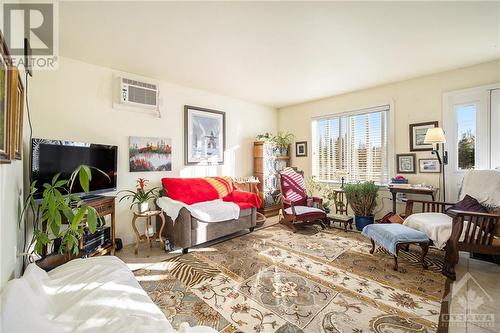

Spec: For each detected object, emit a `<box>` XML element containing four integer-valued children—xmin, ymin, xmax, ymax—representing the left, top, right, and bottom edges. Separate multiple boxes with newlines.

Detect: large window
<box><xmin>312</xmin><ymin>105</ymin><xmax>390</xmax><ymax>184</ymax></box>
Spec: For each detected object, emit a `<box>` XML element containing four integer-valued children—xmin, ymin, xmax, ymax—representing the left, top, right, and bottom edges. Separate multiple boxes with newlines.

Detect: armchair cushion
<box><xmin>284</xmin><ymin>205</ymin><xmax>325</xmax><ymax>217</ymax></box>
<box><xmin>279</xmin><ymin>167</ymin><xmax>307</xmax><ymax>206</ymax></box>
<box><xmin>446</xmin><ymin>194</ymin><xmax>488</xmax><ymax>214</ymax></box>
<box><xmin>404</xmin><ymin>212</ymin><xmax>453</xmax><ymax>249</ymax></box>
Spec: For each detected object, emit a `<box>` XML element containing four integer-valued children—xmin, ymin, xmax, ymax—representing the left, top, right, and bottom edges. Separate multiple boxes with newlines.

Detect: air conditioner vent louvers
<box><xmin>118</xmin><ymin>76</ymin><xmax>159</xmax><ymax>110</ymax></box>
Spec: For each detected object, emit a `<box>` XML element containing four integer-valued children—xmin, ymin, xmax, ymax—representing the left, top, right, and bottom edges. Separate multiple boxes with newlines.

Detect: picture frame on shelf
<box><xmin>0</xmin><ymin>32</ymin><xmax>11</xmax><ymax>164</ymax></box>
<box><xmin>419</xmin><ymin>158</ymin><xmax>441</xmax><ymax>173</ymax></box>
<box><xmin>184</xmin><ymin>105</ymin><xmax>225</xmax><ymax>165</ymax></box>
<box><xmin>9</xmin><ymin>67</ymin><xmax>24</xmax><ymax>160</ymax></box>
<box><xmin>295</xmin><ymin>141</ymin><xmax>307</xmax><ymax>157</ymax></box>
<box><xmin>409</xmin><ymin>121</ymin><xmax>438</xmax><ymax>151</ymax></box>
<box><xmin>396</xmin><ymin>153</ymin><xmax>416</xmax><ymax>174</ymax></box>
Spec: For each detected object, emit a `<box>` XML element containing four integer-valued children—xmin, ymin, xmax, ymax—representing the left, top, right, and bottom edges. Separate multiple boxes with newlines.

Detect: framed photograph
<box><xmin>129</xmin><ymin>136</ymin><xmax>172</xmax><ymax>171</ymax></box>
<box><xmin>409</xmin><ymin>121</ymin><xmax>438</xmax><ymax>151</ymax></box>
<box><xmin>0</xmin><ymin>32</ymin><xmax>11</xmax><ymax>164</ymax></box>
<box><xmin>396</xmin><ymin>153</ymin><xmax>416</xmax><ymax>174</ymax></box>
<box><xmin>185</xmin><ymin>105</ymin><xmax>225</xmax><ymax>165</ymax></box>
<box><xmin>295</xmin><ymin>141</ymin><xmax>307</xmax><ymax>157</ymax></box>
<box><xmin>9</xmin><ymin>67</ymin><xmax>24</xmax><ymax>160</ymax></box>
<box><xmin>419</xmin><ymin>158</ymin><xmax>441</xmax><ymax>173</ymax></box>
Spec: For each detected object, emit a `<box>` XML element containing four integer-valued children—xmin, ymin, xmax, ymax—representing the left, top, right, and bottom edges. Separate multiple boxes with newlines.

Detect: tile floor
<box><xmin>117</xmin><ymin>217</ymin><xmax>500</xmax><ymax>332</ymax></box>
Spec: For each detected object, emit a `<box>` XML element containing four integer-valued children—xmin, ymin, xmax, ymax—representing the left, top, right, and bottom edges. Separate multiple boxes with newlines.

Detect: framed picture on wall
<box><xmin>409</xmin><ymin>121</ymin><xmax>438</xmax><ymax>151</ymax></box>
<box><xmin>295</xmin><ymin>141</ymin><xmax>307</xmax><ymax>157</ymax></box>
<box><xmin>129</xmin><ymin>136</ymin><xmax>172</xmax><ymax>171</ymax></box>
<box><xmin>396</xmin><ymin>153</ymin><xmax>416</xmax><ymax>174</ymax></box>
<box><xmin>185</xmin><ymin>105</ymin><xmax>225</xmax><ymax>165</ymax></box>
<box><xmin>0</xmin><ymin>32</ymin><xmax>11</xmax><ymax>164</ymax></box>
<box><xmin>9</xmin><ymin>68</ymin><xmax>24</xmax><ymax>160</ymax></box>
<box><xmin>419</xmin><ymin>158</ymin><xmax>441</xmax><ymax>173</ymax></box>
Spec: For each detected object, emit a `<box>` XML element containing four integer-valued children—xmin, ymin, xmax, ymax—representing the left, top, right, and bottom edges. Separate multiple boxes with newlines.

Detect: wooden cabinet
<box><xmin>253</xmin><ymin>142</ymin><xmax>290</xmax><ymax>217</ymax></box>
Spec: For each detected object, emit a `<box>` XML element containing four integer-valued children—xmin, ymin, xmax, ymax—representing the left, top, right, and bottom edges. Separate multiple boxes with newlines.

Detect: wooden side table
<box><xmin>388</xmin><ymin>186</ymin><xmax>436</xmax><ymax>214</ymax></box>
<box><xmin>131</xmin><ymin>210</ymin><xmax>166</xmax><ymax>256</ymax></box>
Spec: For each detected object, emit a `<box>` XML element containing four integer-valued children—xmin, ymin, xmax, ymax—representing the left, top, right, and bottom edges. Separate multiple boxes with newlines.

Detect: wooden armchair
<box><xmin>405</xmin><ymin>172</ymin><xmax>500</xmax><ymax>280</ymax></box>
<box><xmin>278</xmin><ymin>168</ymin><xmax>328</xmax><ymax>232</ymax></box>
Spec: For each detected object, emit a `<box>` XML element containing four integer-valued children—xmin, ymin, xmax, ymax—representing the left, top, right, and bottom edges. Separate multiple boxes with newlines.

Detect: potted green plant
<box><xmin>20</xmin><ymin>165</ymin><xmax>108</xmax><ymax>257</ymax></box>
<box><xmin>119</xmin><ymin>178</ymin><xmax>160</xmax><ymax>213</ymax></box>
<box><xmin>255</xmin><ymin>132</ymin><xmax>273</xmax><ymax>142</ymax></box>
<box><xmin>343</xmin><ymin>181</ymin><xmax>379</xmax><ymax>231</ymax></box>
<box><xmin>271</xmin><ymin>131</ymin><xmax>294</xmax><ymax>155</ymax></box>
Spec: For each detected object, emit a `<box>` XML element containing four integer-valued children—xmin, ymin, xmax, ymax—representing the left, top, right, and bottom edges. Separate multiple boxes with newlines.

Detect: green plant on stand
<box><xmin>119</xmin><ymin>178</ymin><xmax>160</xmax><ymax>213</ymax></box>
<box><xmin>343</xmin><ymin>181</ymin><xmax>379</xmax><ymax>231</ymax></box>
<box><xmin>21</xmin><ymin>165</ymin><xmax>109</xmax><ymax>257</ymax></box>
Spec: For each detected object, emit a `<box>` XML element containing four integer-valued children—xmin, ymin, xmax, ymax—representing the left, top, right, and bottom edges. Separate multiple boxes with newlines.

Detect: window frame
<box><xmin>311</xmin><ymin>103</ymin><xmax>394</xmax><ymax>186</ymax></box>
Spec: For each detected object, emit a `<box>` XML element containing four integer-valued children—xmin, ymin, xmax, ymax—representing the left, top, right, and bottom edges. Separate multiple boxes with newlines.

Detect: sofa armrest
<box><xmin>405</xmin><ymin>199</ymin><xmax>455</xmax><ymax>216</ymax></box>
<box><xmin>157</xmin><ymin>207</ymin><xmax>192</xmax><ymax>249</ymax></box>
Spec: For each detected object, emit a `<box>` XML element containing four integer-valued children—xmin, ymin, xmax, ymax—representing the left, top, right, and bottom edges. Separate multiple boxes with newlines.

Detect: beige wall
<box><xmin>29</xmin><ymin>57</ymin><xmax>277</xmax><ymax>245</ymax></box>
<box><xmin>278</xmin><ymin>60</ymin><xmax>500</xmax><ymax>215</ymax></box>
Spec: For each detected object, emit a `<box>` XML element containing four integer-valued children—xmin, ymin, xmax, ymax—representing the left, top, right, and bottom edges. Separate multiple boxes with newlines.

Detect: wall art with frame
<box><xmin>409</xmin><ymin>121</ymin><xmax>438</xmax><ymax>152</ymax></box>
<box><xmin>184</xmin><ymin>105</ymin><xmax>225</xmax><ymax>165</ymax></box>
<box><xmin>396</xmin><ymin>153</ymin><xmax>416</xmax><ymax>174</ymax></box>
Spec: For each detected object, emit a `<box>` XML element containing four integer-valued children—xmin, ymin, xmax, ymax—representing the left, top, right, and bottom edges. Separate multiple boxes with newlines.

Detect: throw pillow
<box><xmin>446</xmin><ymin>194</ymin><xmax>488</xmax><ymax>214</ymax></box>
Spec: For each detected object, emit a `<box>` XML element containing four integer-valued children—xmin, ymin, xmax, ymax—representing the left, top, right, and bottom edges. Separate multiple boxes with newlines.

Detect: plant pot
<box><xmin>355</xmin><ymin>215</ymin><xmax>374</xmax><ymax>231</ymax></box>
<box><xmin>138</xmin><ymin>202</ymin><xmax>149</xmax><ymax>213</ymax></box>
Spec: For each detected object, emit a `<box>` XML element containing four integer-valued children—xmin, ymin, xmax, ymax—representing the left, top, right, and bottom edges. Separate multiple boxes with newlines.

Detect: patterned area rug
<box><xmin>133</xmin><ymin>224</ymin><xmax>447</xmax><ymax>332</ymax></box>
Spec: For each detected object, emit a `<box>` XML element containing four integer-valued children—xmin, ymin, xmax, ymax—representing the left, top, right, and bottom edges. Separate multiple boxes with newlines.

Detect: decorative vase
<box><xmin>138</xmin><ymin>202</ymin><xmax>149</xmax><ymax>213</ymax></box>
<box><xmin>355</xmin><ymin>215</ymin><xmax>374</xmax><ymax>231</ymax></box>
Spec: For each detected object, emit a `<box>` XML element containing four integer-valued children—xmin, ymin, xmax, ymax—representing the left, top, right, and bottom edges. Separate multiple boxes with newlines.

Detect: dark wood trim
<box><xmin>295</xmin><ymin>141</ymin><xmax>308</xmax><ymax>157</ymax></box>
<box><xmin>396</xmin><ymin>153</ymin><xmax>416</xmax><ymax>174</ymax></box>
<box><xmin>184</xmin><ymin>105</ymin><xmax>226</xmax><ymax>165</ymax></box>
<box><xmin>409</xmin><ymin>121</ymin><xmax>439</xmax><ymax>152</ymax></box>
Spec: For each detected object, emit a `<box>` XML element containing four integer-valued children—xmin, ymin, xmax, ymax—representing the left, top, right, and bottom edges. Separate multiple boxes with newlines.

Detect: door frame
<box><xmin>442</xmin><ymin>83</ymin><xmax>500</xmax><ymax>201</ymax></box>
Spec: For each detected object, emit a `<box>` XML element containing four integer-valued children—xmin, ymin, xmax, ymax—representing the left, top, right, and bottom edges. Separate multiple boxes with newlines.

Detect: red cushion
<box><xmin>161</xmin><ymin>178</ymin><xmax>220</xmax><ymax>205</ymax></box>
<box><xmin>222</xmin><ymin>190</ymin><xmax>262</xmax><ymax>209</ymax></box>
<box><xmin>233</xmin><ymin>202</ymin><xmax>253</xmax><ymax>209</ymax></box>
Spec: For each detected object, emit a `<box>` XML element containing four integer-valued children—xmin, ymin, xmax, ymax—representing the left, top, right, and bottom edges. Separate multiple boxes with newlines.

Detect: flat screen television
<box><xmin>31</xmin><ymin>139</ymin><xmax>118</xmax><ymax>199</ymax></box>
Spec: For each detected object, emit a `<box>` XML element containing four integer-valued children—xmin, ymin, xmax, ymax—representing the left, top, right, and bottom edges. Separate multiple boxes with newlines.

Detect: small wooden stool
<box><xmin>327</xmin><ymin>213</ymin><xmax>354</xmax><ymax>232</ymax></box>
<box><xmin>131</xmin><ymin>210</ymin><xmax>166</xmax><ymax>257</ymax></box>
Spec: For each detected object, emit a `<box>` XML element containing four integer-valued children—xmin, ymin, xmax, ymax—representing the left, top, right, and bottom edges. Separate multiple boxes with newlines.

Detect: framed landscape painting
<box><xmin>184</xmin><ymin>105</ymin><xmax>225</xmax><ymax>165</ymax></box>
<box><xmin>419</xmin><ymin>158</ymin><xmax>441</xmax><ymax>173</ymax></box>
<box><xmin>0</xmin><ymin>34</ymin><xmax>10</xmax><ymax>164</ymax></box>
<box><xmin>129</xmin><ymin>136</ymin><xmax>172</xmax><ymax>172</ymax></box>
<box><xmin>409</xmin><ymin>121</ymin><xmax>438</xmax><ymax>151</ymax></box>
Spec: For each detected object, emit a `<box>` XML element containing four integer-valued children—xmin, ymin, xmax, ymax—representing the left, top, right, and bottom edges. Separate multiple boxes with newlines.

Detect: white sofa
<box><xmin>1</xmin><ymin>256</ymin><xmax>217</xmax><ymax>333</ymax></box>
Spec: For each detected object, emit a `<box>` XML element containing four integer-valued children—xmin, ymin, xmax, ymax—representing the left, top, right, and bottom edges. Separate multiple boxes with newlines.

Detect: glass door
<box><xmin>443</xmin><ymin>86</ymin><xmax>493</xmax><ymax>201</ymax></box>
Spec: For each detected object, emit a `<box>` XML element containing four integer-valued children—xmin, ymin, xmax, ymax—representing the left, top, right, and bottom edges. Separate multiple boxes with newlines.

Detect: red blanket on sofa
<box><xmin>161</xmin><ymin>177</ymin><xmax>262</xmax><ymax>209</ymax></box>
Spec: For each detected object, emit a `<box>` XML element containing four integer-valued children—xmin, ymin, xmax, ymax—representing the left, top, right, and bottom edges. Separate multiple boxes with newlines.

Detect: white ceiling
<box><xmin>59</xmin><ymin>1</ymin><xmax>500</xmax><ymax>108</ymax></box>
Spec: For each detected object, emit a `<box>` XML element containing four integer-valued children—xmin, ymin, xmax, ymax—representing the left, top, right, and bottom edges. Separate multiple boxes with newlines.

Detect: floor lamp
<box><xmin>424</xmin><ymin>128</ymin><xmax>448</xmax><ymax>201</ymax></box>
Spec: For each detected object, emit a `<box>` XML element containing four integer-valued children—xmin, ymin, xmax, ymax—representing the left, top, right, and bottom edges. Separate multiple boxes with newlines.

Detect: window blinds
<box><xmin>312</xmin><ymin>105</ymin><xmax>389</xmax><ymax>184</ymax></box>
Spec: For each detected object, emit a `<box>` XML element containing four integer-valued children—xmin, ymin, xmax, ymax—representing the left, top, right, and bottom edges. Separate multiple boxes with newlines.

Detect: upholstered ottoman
<box><xmin>362</xmin><ymin>224</ymin><xmax>430</xmax><ymax>271</ymax></box>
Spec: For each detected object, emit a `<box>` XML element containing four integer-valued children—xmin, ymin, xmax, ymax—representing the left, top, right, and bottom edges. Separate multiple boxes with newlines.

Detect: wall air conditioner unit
<box><xmin>118</xmin><ymin>77</ymin><xmax>159</xmax><ymax>110</ymax></box>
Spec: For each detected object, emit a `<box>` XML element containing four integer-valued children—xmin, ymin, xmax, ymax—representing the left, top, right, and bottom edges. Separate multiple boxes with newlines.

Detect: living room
<box><xmin>1</xmin><ymin>1</ymin><xmax>499</xmax><ymax>333</ymax></box>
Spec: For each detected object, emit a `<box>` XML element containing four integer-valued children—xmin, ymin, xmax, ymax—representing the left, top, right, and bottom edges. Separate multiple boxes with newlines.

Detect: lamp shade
<box><xmin>424</xmin><ymin>127</ymin><xmax>446</xmax><ymax>144</ymax></box>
